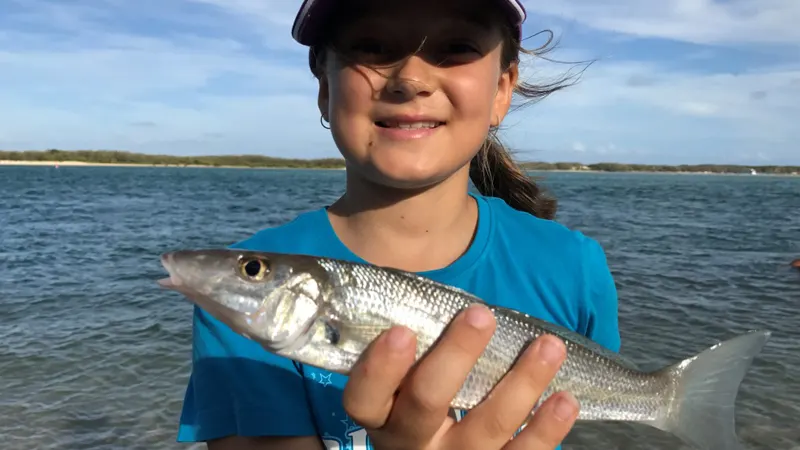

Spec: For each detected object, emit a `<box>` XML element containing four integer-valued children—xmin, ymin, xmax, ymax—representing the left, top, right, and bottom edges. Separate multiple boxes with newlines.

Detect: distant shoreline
<box><xmin>4</xmin><ymin>159</ymin><xmax>799</xmax><ymax>177</ymax></box>
<box><xmin>0</xmin><ymin>160</ymin><xmax>344</xmax><ymax>170</ymax></box>
<box><xmin>1</xmin><ymin>150</ymin><xmax>798</xmax><ymax>175</ymax></box>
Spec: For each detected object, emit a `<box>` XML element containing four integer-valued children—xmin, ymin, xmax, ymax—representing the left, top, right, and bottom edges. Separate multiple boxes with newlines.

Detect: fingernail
<box><xmin>465</xmin><ymin>304</ymin><xmax>493</xmax><ymax>330</ymax></box>
<box><xmin>538</xmin><ymin>336</ymin><xmax>565</xmax><ymax>365</ymax></box>
<box><xmin>554</xmin><ymin>392</ymin><xmax>578</xmax><ymax>421</ymax></box>
<box><xmin>386</xmin><ymin>326</ymin><xmax>412</xmax><ymax>351</ymax></box>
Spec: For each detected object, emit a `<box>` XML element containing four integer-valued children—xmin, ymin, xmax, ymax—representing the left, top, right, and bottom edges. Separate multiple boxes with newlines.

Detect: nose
<box><xmin>383</xmin><ymin>54</ymin><xmax>436</xmax><ymax>100</ymax></box>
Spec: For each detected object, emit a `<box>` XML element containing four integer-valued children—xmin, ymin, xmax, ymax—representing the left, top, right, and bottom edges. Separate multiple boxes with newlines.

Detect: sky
<box><xmin>1</xmin><ymin>0</ymin><xmax>798</xmax><ymax>165</ymax></box>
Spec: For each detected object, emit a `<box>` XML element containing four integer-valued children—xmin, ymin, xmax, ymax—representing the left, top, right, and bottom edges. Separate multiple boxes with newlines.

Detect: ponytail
<box><xmin>469</xmin><ymin>29</ymin><xmax>588</xmax><ymax>221</ymax></box>
<box><xmin>470</xmin><ymin>133</ymin><xmax>557</xmax><ymax>220</ymax></box>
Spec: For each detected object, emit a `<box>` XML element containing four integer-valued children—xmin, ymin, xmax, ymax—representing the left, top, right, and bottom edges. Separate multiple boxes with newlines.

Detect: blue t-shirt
<box><xmin>176</xmin><ymin>193</ymin><xmax>621</xmax><ymax>449</ymax></box>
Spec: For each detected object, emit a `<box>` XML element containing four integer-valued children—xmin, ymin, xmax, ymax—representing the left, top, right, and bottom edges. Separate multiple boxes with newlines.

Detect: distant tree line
<box><xmin>0</xmin><ymin>149</ymin><xmax>345</xmax><ymax>169</ymax></box>
<box><xmin>2</xmin><ymin>149</ymin><xmax>798</xmax><ymax>174</ymax></box>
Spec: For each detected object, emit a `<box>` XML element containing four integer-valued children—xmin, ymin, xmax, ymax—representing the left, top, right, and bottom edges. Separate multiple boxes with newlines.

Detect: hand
<box><xmin>342</xmin><ymin>304</ymin><xmax>578</xmax><ymax>450</ymax></box>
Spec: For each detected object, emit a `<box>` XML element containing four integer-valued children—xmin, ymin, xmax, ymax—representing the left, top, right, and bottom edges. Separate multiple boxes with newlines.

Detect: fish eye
<box><xmin>238</xmin><ymin>257</ymin><xmax>270</xmax><ymax>281</ymax></box>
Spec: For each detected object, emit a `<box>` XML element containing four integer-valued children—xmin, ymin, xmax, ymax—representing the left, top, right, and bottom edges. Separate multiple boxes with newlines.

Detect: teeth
<box><xmin>382</xmin><ymin>121</ymin><xmax>440</xmax><ymax>129</ymax></box>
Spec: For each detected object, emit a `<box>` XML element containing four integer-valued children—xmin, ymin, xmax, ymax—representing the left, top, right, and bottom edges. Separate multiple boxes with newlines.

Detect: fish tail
<box><xmin>650</xmin><ymin>330</ymin><xmax>770</xmax><ymax>450</ymax></box>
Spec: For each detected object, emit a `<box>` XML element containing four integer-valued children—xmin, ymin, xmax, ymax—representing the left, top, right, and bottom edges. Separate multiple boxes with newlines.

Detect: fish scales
<box><xmin>319</xmin><ymin>258</ymin><xmax>670</xmax><ymax>421</ymax></box>
<box><xmin>158</xmin><ymin>249</ymin><xmax>771</xmax><ymax>450</ymax></box>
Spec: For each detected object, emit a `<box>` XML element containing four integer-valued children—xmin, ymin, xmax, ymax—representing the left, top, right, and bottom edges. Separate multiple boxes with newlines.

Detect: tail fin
<box><xmin>650</xmin><ymin>330</ymin><xmax>770</xmax><ymax>450</ymax></box>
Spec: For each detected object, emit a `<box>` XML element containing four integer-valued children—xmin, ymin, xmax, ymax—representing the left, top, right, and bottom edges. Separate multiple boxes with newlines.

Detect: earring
<box><xmin>320</xmin><ymin>115</ymin><xmax>330</xmax><ymax>130</ymax></box>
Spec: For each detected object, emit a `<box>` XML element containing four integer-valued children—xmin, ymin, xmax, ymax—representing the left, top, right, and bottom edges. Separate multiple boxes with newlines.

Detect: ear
<box><xmin>318</xmin><ymin>75</ymin><xmax>330</xmax><ymax>122</ymax></box>
<box><xmin>491</xmin><ymin>62</ymin><xmax>518</xmax><ymax>127</ymax></box>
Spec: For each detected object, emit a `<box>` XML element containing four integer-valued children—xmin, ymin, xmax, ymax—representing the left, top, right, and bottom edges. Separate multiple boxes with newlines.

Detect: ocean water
<box><xmin>1</xmin><ymin>166</ymin><xmax>798</xmax><ymax>450</ymax></box>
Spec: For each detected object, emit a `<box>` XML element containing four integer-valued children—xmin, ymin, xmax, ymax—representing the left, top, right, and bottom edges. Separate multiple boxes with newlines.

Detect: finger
<box><xmin>385</xmin><ymin>304</ymin><xmax>496</xmax><ymax>442</ymax></box>
<box><xmin>446</xmin><ymin>334</ymin><xmax>568</xmax><ymax>448</ymax></box>
<box><xmin>503</xmin><ymin>391</ymin><xmax>579</xmax><ymax>450</ymax></box>
<box><xmin>342</xmin><ymin>326</ymin><xmax>417</xmax><ymax>430</ymax></box>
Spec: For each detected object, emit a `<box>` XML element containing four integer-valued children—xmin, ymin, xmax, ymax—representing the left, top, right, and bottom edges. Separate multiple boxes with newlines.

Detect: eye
<box><xmin>432</xmin><ymin>40</ymin><xmax>484</xmax><ymax>66</ymax></box>
<box><xmin>238</xmin><ymin>257</ymin><xmax>270</xmax><ymax>281</ymax></box>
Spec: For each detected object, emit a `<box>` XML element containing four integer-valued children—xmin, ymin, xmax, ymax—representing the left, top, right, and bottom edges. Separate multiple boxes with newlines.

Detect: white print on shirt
<box><xmin>322</xmin><ymin>414</ymin><xmax>369</xmax><ymax>450</ymax></box>
<box><xmin>321</xmin><ymin>409</ymin><xmax>526</xmax><ymax>450</ymax></box>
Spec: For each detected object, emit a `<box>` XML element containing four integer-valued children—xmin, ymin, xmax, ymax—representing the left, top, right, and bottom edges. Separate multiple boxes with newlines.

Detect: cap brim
<box><xmin>291</xmin><ymin>0</ymin><xmax>526</xmax><ymax>46</ymax></box>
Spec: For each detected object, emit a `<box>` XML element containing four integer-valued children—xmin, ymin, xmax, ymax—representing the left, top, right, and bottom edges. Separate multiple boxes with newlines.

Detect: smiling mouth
<box><xmin>375</xmin><ymin>120</ymin><xmax>445</xmax><ymax>129</ymax></box>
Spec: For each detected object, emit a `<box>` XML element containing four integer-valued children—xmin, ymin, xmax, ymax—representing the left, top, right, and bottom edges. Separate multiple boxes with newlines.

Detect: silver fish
<box><xmin>158</xmin><ymin>249</ymin><xmax>770</xmax><ymax>450</ymax></box>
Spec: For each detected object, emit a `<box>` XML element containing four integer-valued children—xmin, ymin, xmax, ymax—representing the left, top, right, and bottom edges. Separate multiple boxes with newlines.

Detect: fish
<box><xmin>157</xmin><ymin>248</ymin><xmax>770</xmax><ymax>450</ymax></box>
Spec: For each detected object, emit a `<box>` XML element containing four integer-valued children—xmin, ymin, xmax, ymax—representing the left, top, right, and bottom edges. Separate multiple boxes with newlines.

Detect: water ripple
<box><xmin>1</xmin><ymin>167</ymin><xmax>798</xmax><ymax>449</ymax></box>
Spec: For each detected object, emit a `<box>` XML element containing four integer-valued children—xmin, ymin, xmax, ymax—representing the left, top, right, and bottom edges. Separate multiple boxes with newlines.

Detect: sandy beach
<box><xmin>0</xmin><ymin>160</ymin><xmax>345</xmax><ymax>170</ymax></box>
<box><xmin>0</xmin><ymin>160</ymin><xmax>606</xmax><ymax>172</ymax></box>
<box><xmin>1</xmin><ymin>159</ymin><xmax>796</xmax><ymax>176</ymax></box>
<box><xmin>1</xmin><ymin>160</ymin><xmax>242</xmax><ymax>168</ymax></box>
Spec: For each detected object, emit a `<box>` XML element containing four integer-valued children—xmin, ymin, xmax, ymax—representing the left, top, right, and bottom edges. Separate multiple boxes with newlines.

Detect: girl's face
<box><xmin>318</xmin><ymin>0</ymin><xmax>518</xmax><ymax>190</ymax></box>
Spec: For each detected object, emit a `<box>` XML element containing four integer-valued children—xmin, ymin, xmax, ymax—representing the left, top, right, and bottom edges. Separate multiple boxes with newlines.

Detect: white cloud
<box><xmin>504</xmin><ymin>51</ymin><xmax>800</xmax><ymax>163</ymax></box>
<box><xmin>572</xmin><ymin>141</ymin><xmax>587</xmax><ymax>152</ymax></box>
<box><xmin>519</xmin><ymin>52</ymin><xmax>800</xmax><ymax>123</ymax></box>
<box><xmin>0</xmin><ymin>1</ymin><xmax>329</xmax><ymax>155</ymax></box>
<box><xmin>183</xmin><ymin>0</ymin><xmax>307</xmax><ymax>52</ymax></box>
<box><xmin>0</xmin><ymin>0</ymin><xmax>797</xmax><ymax>164</ymax></box>
<box><xmin>524</xmin><ymin>0</ymin><xmax>800</xmax><ymax>46</ymax></box>
<box><xmin>186</xmin><ymin>0</ymin><xmax>301</xmax><ymax>27</ymax></box>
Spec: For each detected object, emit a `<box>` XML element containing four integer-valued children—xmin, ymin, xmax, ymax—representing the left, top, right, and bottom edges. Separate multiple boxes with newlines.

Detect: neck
<box><xmin>327</xmin><ymin>167</ymin><xmax>479</xmax><ymax>271</ymax></box>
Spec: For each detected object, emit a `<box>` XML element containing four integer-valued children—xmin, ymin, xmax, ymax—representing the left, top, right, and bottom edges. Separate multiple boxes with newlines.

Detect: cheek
<box><xmin>445</xmin><ymin>69</ymin><xmax>500</xmax><ymax>126</ymax></box>
<box><xmin>326</xmin><ymin>69</ymin><xmax>381</xmax><ymax>158</ymax></box>
<box><xmin>328</xmin><ymin>69</ymin><xmax>377</xmax><ymax>118</ymax></box>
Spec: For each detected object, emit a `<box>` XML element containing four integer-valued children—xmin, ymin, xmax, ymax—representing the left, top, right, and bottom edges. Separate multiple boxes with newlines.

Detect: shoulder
<box><xmin>481</xmin><ymin>194</ymin><xmax>603</xmax><ymax>264</ymax></box>
<box><xmin>478</xmin><ymin>195</ymin><xmax>619</xmax><ymax>350</ymax></box>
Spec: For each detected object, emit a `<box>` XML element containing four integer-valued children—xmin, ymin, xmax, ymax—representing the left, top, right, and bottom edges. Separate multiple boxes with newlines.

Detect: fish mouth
<box><xmin>156</xmin><ymin>251</ymin><xmax>261</xmax><ymax>316</ymax></box>
<box><xmin>157</xmin><ymin>252</ymin><xmax>181</xmax><ymax>289</ymax></box>
<box><xmin>157</xmin><ymin>277</ymin><xmax>176</xmax><ymax>289</ymax></box>
<box><xmin>157</xmin><ymin>252</ymin><xmax>259</xmax><ymax>340</ymax></box>
<box><xmin>156</xmin><ymin>252</ymin><xmax>201</xmax><ymax>300</ymax></box>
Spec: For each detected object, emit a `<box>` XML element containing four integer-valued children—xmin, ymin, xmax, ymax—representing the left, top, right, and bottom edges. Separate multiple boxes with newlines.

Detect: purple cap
<box><xmin>291</xmin><ymin>0</ymin><xmax>527</xmax><ymax>46</ymax></box>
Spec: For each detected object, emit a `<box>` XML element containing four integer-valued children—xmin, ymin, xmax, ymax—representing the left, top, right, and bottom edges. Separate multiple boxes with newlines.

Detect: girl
<box><xmin>177</xmin><ymin>0</ymin><xmax>621</xmax><ymax>449</ymax></box>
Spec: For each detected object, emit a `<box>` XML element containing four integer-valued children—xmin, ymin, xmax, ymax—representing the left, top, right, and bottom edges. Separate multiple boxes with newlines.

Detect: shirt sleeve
<box><xmin>176</xmin><ymin>244</ymin><xmax>319</xmax><ymax>442</ymax></box>
<box><xmin>580</xmin><ymin>237</ymin><xmax>622</xmax><ymax>353</ymax></box>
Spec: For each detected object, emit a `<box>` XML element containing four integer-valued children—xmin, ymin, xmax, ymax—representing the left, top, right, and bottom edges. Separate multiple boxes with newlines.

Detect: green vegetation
<box><xmin>0</xmin><ymin>149</ymin><xmax>345</xmax><ymax>169</ymax></box>
<box><xmin>2</xmin><ymin>149</ymin><xmax>798</xmax><ymax>174</ymax></box>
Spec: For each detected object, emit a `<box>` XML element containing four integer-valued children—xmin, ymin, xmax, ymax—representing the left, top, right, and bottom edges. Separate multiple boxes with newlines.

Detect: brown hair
<box><xmin>469</xmin><ymin>29</ymin><xmax>585</xmax><ymax>220</ymax></box>
<box><xmin>308</xmin><ymin>24</ymin><xmax>585</xmax><ymax>221</ymax></box>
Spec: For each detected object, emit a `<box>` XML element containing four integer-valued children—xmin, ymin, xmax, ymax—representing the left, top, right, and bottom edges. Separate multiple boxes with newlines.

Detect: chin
<box><xmin>354</xmin><ymin>155</ymin><xmax>468</xmax><ymax>190</ymax></box>
<box><xmin>332</xmin><ymin>126</ymin><xmax>478</xmax><ymax>190</ymax></box>
<box><xmin>368</xmin><ymin>172</ymin><xmax>445</xmax><ymax>190</ymax></box>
